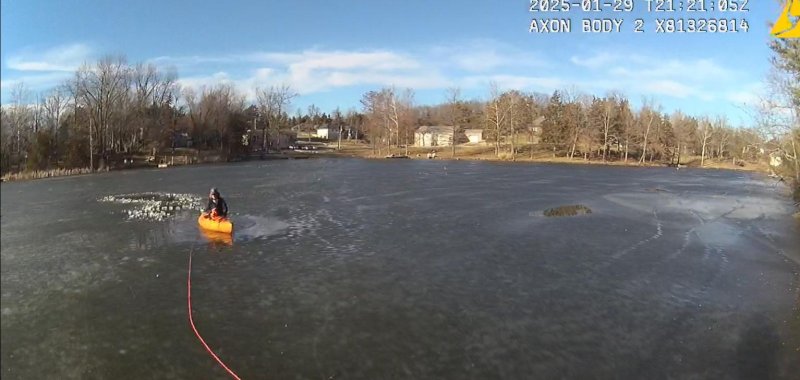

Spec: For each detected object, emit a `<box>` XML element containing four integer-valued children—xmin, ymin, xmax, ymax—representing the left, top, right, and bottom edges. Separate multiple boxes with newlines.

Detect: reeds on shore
<box><xmin>1</xmin><ymin>168</ymin><xmax>95</xmax><ymax>182</ymax></box>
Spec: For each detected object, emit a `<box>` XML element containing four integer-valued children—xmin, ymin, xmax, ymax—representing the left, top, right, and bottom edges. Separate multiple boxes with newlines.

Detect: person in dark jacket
<box><xmin>204</xmin><ymin>187</ymin><xmax>228</xmax><ymax>218</ymax></box>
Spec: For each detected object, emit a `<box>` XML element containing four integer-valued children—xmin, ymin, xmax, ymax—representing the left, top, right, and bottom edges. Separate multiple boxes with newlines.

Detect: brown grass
<box><xmin>680</xmin><ymin>156</ymin><xmax>770</xmax><ymax>172</ymax></box>
<box><xmin>324</xmin><ymin>143</ymin><xmax>771</xmax><ymax>175</ymax></box>
<box><xmin>1</xmin><ymin>167</ymin><xmax>95</xmax><ymax>182</ymax></box>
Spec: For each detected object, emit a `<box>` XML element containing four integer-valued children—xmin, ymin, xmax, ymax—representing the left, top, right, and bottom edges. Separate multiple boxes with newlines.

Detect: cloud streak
<box><xmin>568</xmin><ymin>51</ymin><xmax>741</xmax><ymax>102</ymax></box>
<box><xmin>6</xmin><ymin>43</ymin><xmax>92</xmax><ymax>72</ymax></box>
<box><xmin>2</xmin><ymin>41</ymin><xmax>760</xmax><ymax>120</ymax></box>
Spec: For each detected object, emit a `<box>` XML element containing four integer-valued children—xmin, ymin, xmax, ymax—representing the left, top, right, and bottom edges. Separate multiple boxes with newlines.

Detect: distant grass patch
<box><xmin>543</xmin><ymin>205</ymin><xmax>592</xmax><ymax>217</ymax></box>
<box><xmin>1</xmin><ymin>167</ymin><xmax>94</xmax><ymax>181</ymax></box>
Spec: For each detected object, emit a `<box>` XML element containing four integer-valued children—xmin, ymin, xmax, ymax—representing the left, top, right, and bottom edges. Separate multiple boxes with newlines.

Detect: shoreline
<box><xmin>316</xmin><ymin>144</ymin><xmax>772</xmax><ymax>173</ymax></box>
<box><xmin>0</xmin><ymin>145</ymin><xmax>780</xmax><ymax>181</ymax></box>
<box><xmin>3</xmin><ymin>147</ymin><xmax>798</xmax><ymax>218</ymax></box>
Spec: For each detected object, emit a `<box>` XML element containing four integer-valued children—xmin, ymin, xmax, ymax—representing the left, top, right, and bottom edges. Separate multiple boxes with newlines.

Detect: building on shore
<box><xmin>414</xmin><ymin>126</ymin><xmax>457</xmax><ymax>147</ymax></box>
<box><xmin>315</xmin><ymin>125</ymin><xmax>340</xmax><ymax>140</ymax></box>
<box><xmin>464</xmin><ymin>129</ymin><xmax>484</xmax><ymax>144</ymax></box>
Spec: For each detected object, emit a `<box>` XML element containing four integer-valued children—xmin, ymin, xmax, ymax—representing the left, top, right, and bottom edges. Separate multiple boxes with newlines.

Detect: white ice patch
<box><xmin>604</xmin><ymin>193</ymin><xmax>792</xmax><ymax>221</ymax></box>
<box><xmin>98</xmin><ymin>192</ymin><xmax>203</xmax><ymax>221</ymax></box>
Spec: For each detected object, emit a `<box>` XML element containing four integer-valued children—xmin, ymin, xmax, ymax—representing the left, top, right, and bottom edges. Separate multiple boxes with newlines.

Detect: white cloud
<box><xmin>726</xmin><ymin>91</ymin><xmax>758</xmax><ymax>106</ymax></box>
<box><xmin>148</xmin><ymin>40</ymin><xmax>556</xmax><ymax>99</ymax></box>
<box><xmin>431</xmin><ymin>39</ymin><xmax>547</xmax><ymax>72</ymax></box>
<box><xmin>150</xmin><ymin>50</ymin><xmax>420</xmax><ymax>72</ymax></box>
<box><xmin>149</xmin><ymin>55</ymin><xmax>237</xmax><ymax>67</ymax></box>
<box><xmin>609</xmin><ymin>58</ymin><xmax>732</xmax><ymax>82</ymax></box>
<box><xmin>569</xmin><ymin>51</ymin><xmax>743</xmax><ymax>103</ymax></box>
<box><xmin>290</xmin><ymin>51</ymin><xmax>420</xmax><ymax>71</ymax></box>
<box><xmin>2</xmin><ymin>41</ymin><xmax>760</xmax><ymax>118</ymax></box>
<box><xmin>168</xmin><ymin>48</ymin><xmax>449</xmax><ymax>96</ymax></box>
<box><xmin>574</xmin><ymin>51</ymin><xmax>732</xmax><ymax>76</ymax></box>
<box><xmin>570</xmin><ymin>52</ymin><xmax>621</xmax><ymax>69</ymax></box>
<box><xmin>177</xmin><ymin>72</ymin><xmax>234</xmax><ymax>91</ymax></box>
<box><xmin>6</xmin><ymin>43</ymin><xmax>92</xmax><ymax>72</ymax></box>
<box><xmin>724</xmin><ymin>82</ymin><xmax>765</xmax><ymax>107</ymax></box>
<box><xmin>462</xmin><ymin>75</ymin><xmax>565</xmax><ymax>93</ymax></box>
<box><xmin>641</xmin><ymin>80</ymin><xmax>697</xmax><ymax>98</ymax></box>
<box><xmin>0</xmin><ymin>72</ymin><xmax>74</xmax><ymax>93</ymax></box>
<box><xmin>162</xmin><ymin>46</ymin><xmax>743</xmax><ymax>107</ymax></box>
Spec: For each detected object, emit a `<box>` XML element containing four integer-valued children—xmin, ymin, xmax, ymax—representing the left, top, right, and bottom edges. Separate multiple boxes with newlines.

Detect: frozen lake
<box><xmin>2</xmin><ymin>158</ymin><xmax>799</xmax><ymax>379</ymax></box>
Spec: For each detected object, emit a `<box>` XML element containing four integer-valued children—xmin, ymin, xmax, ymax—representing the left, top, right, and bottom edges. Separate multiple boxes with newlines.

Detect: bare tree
<box><xmin>502</xmin><ymin>90</ymin><xmax>526</xmax><ymax>160</ymax></box>
<box><xmin>255</xmin><ymin>84</ymin><xmax>298</xmax><ymax>151</ymax></box>
<box><xmin>43</xmin><ymin>86</ymin><xmax>69</xmax><ymax>134</ymax></box>
<box><xmin>383</xmin><ymin>87</ymin><xmax>415</xmax><ymax>155</ymax></box>
<box><xmin>714</xmin><ymin>123</ymin><xmax>731</xmax><ymax>159</ymax></box>
<box><xmin>698</xmin><ymin>117</ymin><xmax>715</xmax><ymax>167</ymax></box>
<box><xmin>360</xmin><ymin>90</ymin><xmax>391</xmax><ymax>155</ymax></box>
<box><xmin>307</xmin><ymin>104</ymin><xmax>321</xmax><ymax>142</ymax></box>
<box><xmin>387</xmin><ymin>87</ymin><xmax>399</xmax><ymax>151</ymax></box>
<box><xmin>486</xmin><ymin>82</ymin><xmax>509</xmax><ymax>157</ymax></box>
<box><xmin>599</xmin><ymin>93</ymin><xmax>618</xmax><ymax>162</ymax></box>
<box><xmin>759</xmin><ymin>36</ymin><xmax>800</xmax><ymax>185</ymax></box>
<box><xmin>445</xmin><ymin>87</ymin><xmax>463</xmax><ymax>158</ymax></box>
<box><xmin>526</xmin><ymin>93</ymin><xmax>547</xmax><ymax>159</ymax></box>
<box><xmin>398</xmin><ymin>88</ymin><xmax>415</xmax><ymax>156</ymax></box>
<box><xmin>126</xmin><ymin>63</ymin><xmax>179</xmax><ymax>152</ymax></box>
<box><xmin>9</xmin><ymin>83</ymin><xmax>32</xmax><ymax>156</ymax></box>
<box><xmin>332</xmin><ymin>107</ymin><xmax>344</xmax><ymax>150</ymax></box>
<box><xmin>637</xmin><ymin>99</ymin><xmax>661</xmax><ymax>164</ymax></box>
<box><xmin>74</xmin><ymin>55</ymin><xmax>131</xmax><ymax>168</ymax></box>
<box><xmin>616</xmin><ymin>98</ymin><xmax>634</xmax><ymax>162</ymax></box>
<box><xmin>564</xmin><ymin>90</ymin><xmax>590</xmax><ymax>160</ymax></box>
<box><xmin>670</xmin><ymin>111</ymin><xmax>696</xmax><ymax>166</ymax></box>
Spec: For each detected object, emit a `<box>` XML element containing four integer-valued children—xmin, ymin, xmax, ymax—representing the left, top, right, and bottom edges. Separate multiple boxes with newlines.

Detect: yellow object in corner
<box><xmin>772</xmin><ymin>0</ymin><xmax>800</xmax><ymax>38</ymax></box>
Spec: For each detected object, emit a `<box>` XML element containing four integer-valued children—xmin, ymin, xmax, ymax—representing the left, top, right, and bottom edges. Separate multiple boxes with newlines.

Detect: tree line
<box><xmin>763</xmin><ymin>34</ymin><xmax>800</xmax><ymax>198</ymax></box>
<box><xmin>1</xmin><ymin>48</ymin><xmax>797</xmax><ymax>199</ymax></box>
<box><xmin>358</xmin><ymin>83</ymin><xmax>767</xmax><ymax>168</ymax></box>
<box><xmin>0</xmin><ymin>55</ymin><xmax>304</xmax><ymax>173</ymax></box>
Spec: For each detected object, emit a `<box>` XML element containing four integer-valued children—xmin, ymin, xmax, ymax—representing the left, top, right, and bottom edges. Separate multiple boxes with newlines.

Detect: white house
<box><xmin>415</xmin><ymin>126</ymin><xmax>455</xmax><ymax>147</ymax></box>
<box><xmin>315</xmin><ymin>125</ymin><xmax>340</xmax><ymax>140</ymax></box>
<box><xmin>464</xmin><ymin>129</ymin><xmax>484</xmax><ymax>144</ymax></box>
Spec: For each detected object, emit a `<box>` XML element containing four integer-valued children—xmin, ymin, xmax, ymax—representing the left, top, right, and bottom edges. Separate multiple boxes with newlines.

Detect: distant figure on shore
<box><xmin>204</xmin><ymin>188</ymin><xmax>228</xmax><ymax>219</ymax></box>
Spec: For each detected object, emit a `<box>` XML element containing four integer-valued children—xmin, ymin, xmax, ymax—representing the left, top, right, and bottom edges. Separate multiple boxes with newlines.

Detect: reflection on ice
<box><xmin>232</xmin><ymin>215</ymin><xmax>290</xmax><ymax>240</ymax></box>
<box><xmin>199</xmin><ymin>229</ymin><xmax>233</xmax><ymax>246</ymax></box>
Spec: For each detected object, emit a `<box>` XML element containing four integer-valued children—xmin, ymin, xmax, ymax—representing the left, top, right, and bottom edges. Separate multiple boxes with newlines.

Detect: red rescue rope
<box><xmin>187</xmin><ymin>248</ymin><xmax>242</xmax><ymax>379</ymax></box>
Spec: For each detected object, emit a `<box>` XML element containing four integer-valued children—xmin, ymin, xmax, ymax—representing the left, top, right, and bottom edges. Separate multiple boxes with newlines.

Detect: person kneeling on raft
<box><xmin>204</xmin><ymin>187</ymin><xmax>228</xmax><ymax>219</ymax></box>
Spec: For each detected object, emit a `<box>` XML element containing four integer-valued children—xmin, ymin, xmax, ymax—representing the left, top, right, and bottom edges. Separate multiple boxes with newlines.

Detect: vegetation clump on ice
<box><xmin>543</xmin><ymin>205</ymin><xmax>592</xmax><ymax>217</ymax></box>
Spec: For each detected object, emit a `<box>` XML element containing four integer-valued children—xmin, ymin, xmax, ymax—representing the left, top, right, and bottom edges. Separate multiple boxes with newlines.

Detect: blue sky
<box><xmin>0</xmin><ymin>0</ymin><xmax>787</xmax><ymax>125</ymax></box>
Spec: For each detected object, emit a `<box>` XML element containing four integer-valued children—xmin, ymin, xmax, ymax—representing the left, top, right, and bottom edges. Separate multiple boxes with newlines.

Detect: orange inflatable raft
<box><xmin>198</xmin><ymin>212</ymin><xmax>233</xmax><ymax>234</ymax></box>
